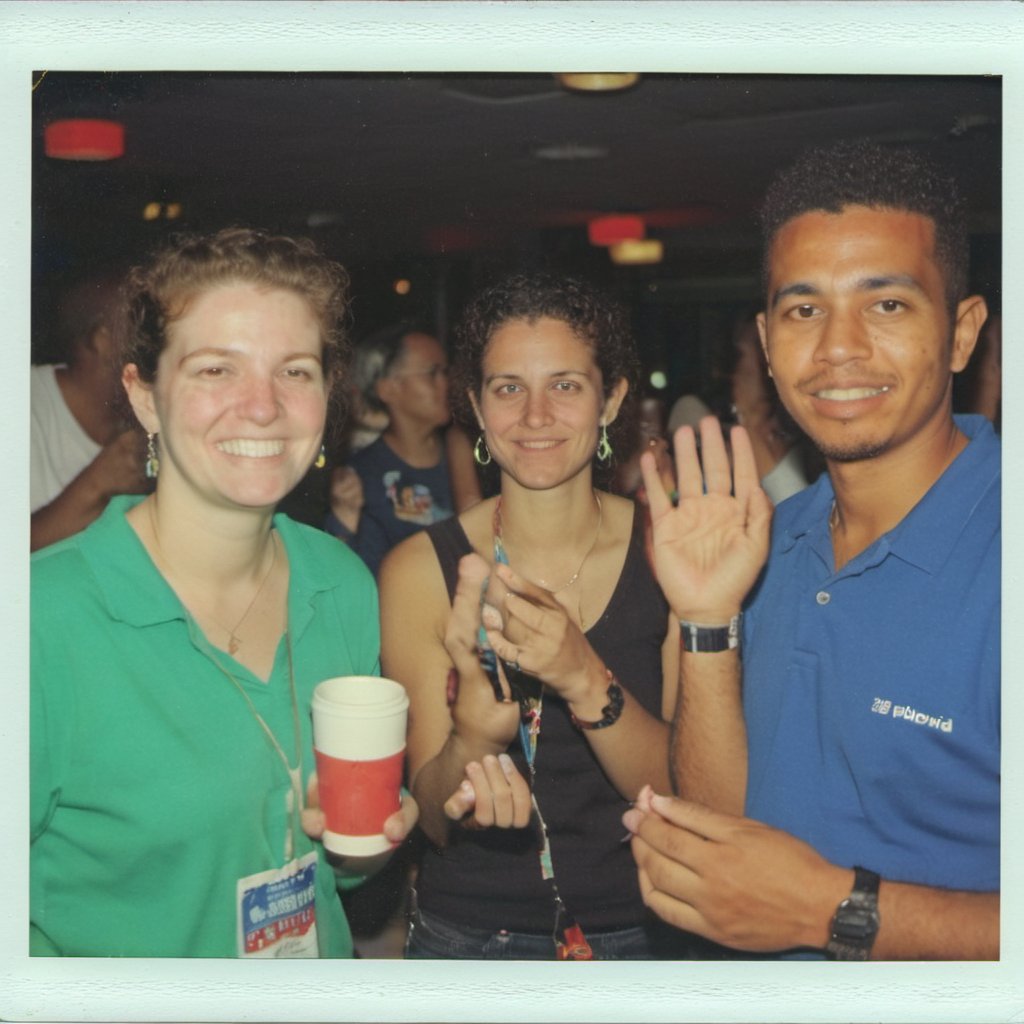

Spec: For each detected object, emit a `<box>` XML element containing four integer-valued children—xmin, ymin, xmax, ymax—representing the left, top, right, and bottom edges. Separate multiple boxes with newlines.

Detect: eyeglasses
<box><xmin>388</xmin><ymin>365</ymin><xmax>449</xmax><ymax>382</ymax></box>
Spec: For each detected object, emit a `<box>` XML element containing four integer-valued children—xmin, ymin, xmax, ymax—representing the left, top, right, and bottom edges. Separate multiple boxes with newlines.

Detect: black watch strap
<box><xmin>826</xmin><ymin>866</ymin><xmax>881</xmax><ymax>961</ymax></box>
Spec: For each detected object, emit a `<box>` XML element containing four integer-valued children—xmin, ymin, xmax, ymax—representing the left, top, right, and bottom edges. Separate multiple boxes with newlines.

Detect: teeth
<box><xmin>520</xmin><ymin>441</ymin><xmax>560</xmax><ymax>450</ymax></box>
<box><xmin>816</xmin><ymin>386</ymin><xmax>890</xmax><ymax>401</ymax></box>
<box><xmin>216</xmin><ymin>439</ymin><xmax>284</xmax><ymax>458</ymax></box>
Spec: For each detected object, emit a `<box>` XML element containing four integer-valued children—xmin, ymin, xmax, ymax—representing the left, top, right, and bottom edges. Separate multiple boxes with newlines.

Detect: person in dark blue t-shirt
<box><xmin>326</xmin><ymin>323</ymin><xmax>456</xmax><ymax>576</ymax></box>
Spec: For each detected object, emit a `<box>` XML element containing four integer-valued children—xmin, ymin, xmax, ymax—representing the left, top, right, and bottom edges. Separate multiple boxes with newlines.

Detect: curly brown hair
<box><xmin>120</xmin><ymin>226</ymin><xmax>352</xmax><ymax>424</ymax></box>
<box><xmin>451</xmin><ymin>272</ymin><xmax>640</xmax><ymax>470</ymax></box>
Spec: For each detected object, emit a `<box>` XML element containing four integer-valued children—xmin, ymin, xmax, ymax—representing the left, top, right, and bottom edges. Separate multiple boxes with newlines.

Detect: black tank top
<box><xmin>417</xmin><ymin>503</ymin><xmax>668</xmax><ymax>933</ymax></box>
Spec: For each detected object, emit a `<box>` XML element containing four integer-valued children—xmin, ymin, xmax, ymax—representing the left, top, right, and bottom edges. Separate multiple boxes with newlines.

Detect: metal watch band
<box><xmin>679</xmin><ymin>615</ymin><xmax>741</xmax><ymax>653</ymax></box>
<box><xmin>826</xmin><ymin>865</ymin><xmax>881</xmax><ymax>961</ymax></box>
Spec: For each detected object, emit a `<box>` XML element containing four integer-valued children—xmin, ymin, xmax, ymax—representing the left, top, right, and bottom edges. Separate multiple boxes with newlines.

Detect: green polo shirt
<box><xmin>31</xmin><ymin>496</ymin><xmax>380</xmax><ymax>957</ymax></box>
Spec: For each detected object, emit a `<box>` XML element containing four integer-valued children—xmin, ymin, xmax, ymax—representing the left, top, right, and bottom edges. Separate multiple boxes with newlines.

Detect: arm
<box><xmin>483</xmin><ymin>560</ymin><xmax>675</xmax><ymax>799</ymax></box>
<box><xmin>31</xmin><ymin>430</ymin><xmax>148</xmax><ymax>551</ymax></box>
<box><xmin>378</xmin><ymin>537</ymin><xmax>523</xmax><ymax>847</ymax></box>
<box><xmin>638</xmin><ymin>417</ymin><xmax>772</xmax><ymax>813</ymax></box>
<box><xmin>446</xmin><ymin>425</ymin><xmax>484</xmax><ymax>513</ymax></box>
<box><xmin>624</xmin><ymin>789</ymin><xmax>998</xmax><ymax>959</ymax></box>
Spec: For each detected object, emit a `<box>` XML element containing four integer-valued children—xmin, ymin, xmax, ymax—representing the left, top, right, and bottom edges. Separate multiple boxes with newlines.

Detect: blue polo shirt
<box><xmin>743</xmin><ymin>415</ymin><xmax>1000</xmax><ymax>895</ymax></box>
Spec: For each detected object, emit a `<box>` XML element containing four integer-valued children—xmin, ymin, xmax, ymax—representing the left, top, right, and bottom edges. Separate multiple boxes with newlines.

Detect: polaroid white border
<box><xmin>2</xmin><ymin>2</ymin><xmax>1021</xmax><ymax>1021</ymax></box>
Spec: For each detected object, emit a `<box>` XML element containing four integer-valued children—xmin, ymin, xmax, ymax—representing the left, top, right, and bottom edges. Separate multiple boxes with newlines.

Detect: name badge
<box><xmin>237</xmin><ymin>850</ymin><xmax>319</xmax><ymax>957</ymax></box>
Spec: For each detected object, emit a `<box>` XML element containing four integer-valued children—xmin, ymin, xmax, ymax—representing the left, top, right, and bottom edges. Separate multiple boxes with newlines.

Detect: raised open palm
<box><xmin>640</xmin><ymin>417</ymin><xmax>772</xmax><ymax>623</ymax></box>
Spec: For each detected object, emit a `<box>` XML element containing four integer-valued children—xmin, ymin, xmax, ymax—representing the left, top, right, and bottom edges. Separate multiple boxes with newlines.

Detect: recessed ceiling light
<box><xmin>556</xmin><ymin>73</ymin><xmax>640</xmax><ymax>93</ymax></box>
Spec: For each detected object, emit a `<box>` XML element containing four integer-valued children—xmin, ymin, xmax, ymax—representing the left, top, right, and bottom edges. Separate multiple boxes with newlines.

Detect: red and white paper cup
<box><xmin>311</xmin><ymin>676</ymin><xmax>409</xmax><ymax>857</ymax></box>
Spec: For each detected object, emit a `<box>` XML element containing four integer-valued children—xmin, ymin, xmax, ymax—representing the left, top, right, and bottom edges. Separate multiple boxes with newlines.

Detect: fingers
<box><xmin>443</xmin><ymin>778</ymin><xmax>477</xmax><ymax>821</ymax></box>
<box><xmin>493</xmin><ymin>562</ymin><xmax>558</xmax><ymax>609</ymax></box>
<box><xmin>446</xmin><ymin>754</ymin><xmax>532</xmax><ymax>829</ymax></box>
<box><xmin>672</xmin><ymin>426</ymin><xmax>704</xmax><ymax>502</ymax></box>
<box><xmin>633</xmin><ymin>843</ymin><xmax>706</xmax><ymax>936</ymax></box>
<box><xmin>727</xmin><ymin>425</ymin><xmax>760</xmax><ymax>504</ymax></box>
<box><xmin>383</xmin><ymin>791</ymin><xmax>419</xmax><ymax>842</ymax></box>
<box><xmin>698</xmin><ymin>417</ymin><xmax>732</xmax><ymax>495</ymax></box>
<box><xmin>301</xmin><ymin>806</ymin><xmax>326</xmax><ymax>840</ymax></box>
<box><xmin>445</xmin><ymin>553</ymin><xmax>492</xmax><ymax>660</ymax></box>
<box><xmin>301</xmin><ymin>772</ymin><xmax>324</xmax><ymax>839</ymax></box>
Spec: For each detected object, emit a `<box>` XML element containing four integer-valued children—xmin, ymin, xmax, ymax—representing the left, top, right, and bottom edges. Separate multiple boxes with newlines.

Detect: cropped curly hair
<box><xmin>759</xmin><ymin>140</ymin><xmax>969</xmax><ymax>312</ymax></box>
<box><xmin>451</xmin><ymin>271</ymin><xmax>640</xmax><ymax>468</ymax></box>
<box><xmin>121</xmin><ymin>226</ymin><xmax>352</xmax><ymax>404</ymax></box>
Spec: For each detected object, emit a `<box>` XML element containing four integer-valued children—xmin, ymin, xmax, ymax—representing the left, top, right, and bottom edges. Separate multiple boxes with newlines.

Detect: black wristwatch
<box><xmin>679</xmin><ymin>615</ymin><xmax>741</xmax><ymax>653</ymax></box>
<box><xmin>826</xmin><ymin>866</ymin><xmax>881</xmax><ymax>961</ymax></box>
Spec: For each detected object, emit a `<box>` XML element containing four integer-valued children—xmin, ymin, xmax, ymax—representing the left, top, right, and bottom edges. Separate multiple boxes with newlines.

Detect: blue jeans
<box><xmin>405</xmin><ymin>905</ymin><xmax>670</xmax><ymax>960</ymax></box>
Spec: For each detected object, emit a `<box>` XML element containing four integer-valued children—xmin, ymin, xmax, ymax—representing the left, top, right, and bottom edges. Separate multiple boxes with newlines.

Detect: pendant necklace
<box><xmin>147</xmin><ymin>500</ymin><xmax>303</xmax><ymax>862</ymax></box>
<box><xmin>147</xmin><ymin>499</ymin><xmax>278</xmax><ymax>655</ymax></box>
<box><xmin>493</xmin><ymin>491</ymin><xmax>603</xmax><ymax>630</ymax></box>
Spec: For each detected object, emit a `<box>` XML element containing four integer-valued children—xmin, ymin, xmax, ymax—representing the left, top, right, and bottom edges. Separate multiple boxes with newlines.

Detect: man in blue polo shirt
<box><xmin>625</xmin><ymin>141</ymin><xmax>999</xmax><ymax>959</ymax></box>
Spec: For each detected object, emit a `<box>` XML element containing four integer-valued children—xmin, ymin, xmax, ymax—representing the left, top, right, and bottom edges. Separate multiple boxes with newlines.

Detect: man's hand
<box><xmin>623</xmin><ymin>787</ymin><xmax>849</xmax><ymax>953</ymax></box>
<box><xmin>640</xmin><ymin>417</ymin><xmax>772</xmax><ymax>623</ymax></box>
<box><xmin>90</xmin><ymin>429</ymin><xmax>150</xmax><ymax>498</ymax></box>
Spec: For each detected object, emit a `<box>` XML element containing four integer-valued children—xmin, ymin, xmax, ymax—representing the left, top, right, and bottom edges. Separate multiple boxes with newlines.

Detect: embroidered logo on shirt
<box><xmin>871</xmin><ymin>697</ymin><xmax>954</xmax><ymax>734</ymax></box>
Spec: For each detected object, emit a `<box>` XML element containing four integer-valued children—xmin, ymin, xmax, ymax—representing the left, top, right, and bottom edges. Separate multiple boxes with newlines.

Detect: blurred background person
<box><xmin>326</xmin><ymin>322</ymin><xmax>460</xmax><ymax>576</ymax></box>
<box><xmin>728</xmin><ymin>313</ymin><xmax>814</xmax><ymax>504</ymax></box>
<box><xmin>30</xmin><ymin>263</ymin><xmax>149</xmax><ymax>551</ymax></box>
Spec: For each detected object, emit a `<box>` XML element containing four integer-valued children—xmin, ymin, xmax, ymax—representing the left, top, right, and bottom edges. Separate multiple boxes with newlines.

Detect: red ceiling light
<box><xmin>588</xmin><ymin>215</ymin><xmax>644</xmax><ymax>247</ymax></box>
<box><xmin>44</xmin><ymin>119</ymin><xmax>125</xmax><ymax>161</ymax></box>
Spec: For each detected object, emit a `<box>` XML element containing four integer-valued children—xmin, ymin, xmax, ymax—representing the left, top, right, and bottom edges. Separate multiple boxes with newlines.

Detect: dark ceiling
<box><xmin>32</xmin><ymin>70</ymin><xmax>1002</xmax><ymax>356</ymax></box>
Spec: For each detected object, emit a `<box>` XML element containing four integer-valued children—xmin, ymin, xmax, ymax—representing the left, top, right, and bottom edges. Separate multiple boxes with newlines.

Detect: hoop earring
<box><xmin>596</xmin><ymin>423</ymin><xmax>612</xmax><ymax>465</ymax></box>
<box><xmin>473</xmin><ymin>434</ymin><xmax>492</xmax><ymax>466</ymax></box>
<box><xmin>314</xmin><ymin>445</ymin><xmax>326</xmax><ymax>469</ymax></box>
<box><xmin>145</xmin><ymin>432</ymin><xmax>160</xmax><ymax>479</ymax></box>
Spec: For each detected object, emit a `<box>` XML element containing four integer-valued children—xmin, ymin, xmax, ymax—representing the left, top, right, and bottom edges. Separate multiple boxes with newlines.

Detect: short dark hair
<box><xmin>759</xmin><ymin>140</ymin><xmax>969</xmax><ymax>310</ymax></box>
<box><xmin>55</xmin><ymin>263</ymin><xmax>130</xmax><ymax>363</ymax></box>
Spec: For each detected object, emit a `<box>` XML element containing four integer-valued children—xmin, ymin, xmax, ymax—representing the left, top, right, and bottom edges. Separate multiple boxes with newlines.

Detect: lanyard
<box><xmin>201</xmin><ymin>624</ymin><xmax>306</xmax><ymax>863</ymax></box>
<box><xmin>481</xmin><ymin>500</ymin><xmax>594</xmax><ymax>959</ymax></box>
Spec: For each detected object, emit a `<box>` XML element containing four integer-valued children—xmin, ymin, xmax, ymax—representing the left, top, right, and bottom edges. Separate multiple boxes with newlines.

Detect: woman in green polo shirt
<box><xmin>30</xmin><ymin>227</ymin><xmax>417</xmax><ymax>957</ymax></box>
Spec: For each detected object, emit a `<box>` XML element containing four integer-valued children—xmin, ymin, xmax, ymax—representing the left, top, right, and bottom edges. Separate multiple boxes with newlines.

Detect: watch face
<box><xmin>828</xmin><ymin>893</ymin><xmax>880</xmax><ymax>958</ymax></box>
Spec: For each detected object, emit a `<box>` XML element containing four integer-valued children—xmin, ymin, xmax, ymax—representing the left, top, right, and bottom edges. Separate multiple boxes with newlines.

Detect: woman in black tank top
<box><xmin>378</xmin><ymin>273</ymin><xmax>686</xmax><ymax>959</ymax></box>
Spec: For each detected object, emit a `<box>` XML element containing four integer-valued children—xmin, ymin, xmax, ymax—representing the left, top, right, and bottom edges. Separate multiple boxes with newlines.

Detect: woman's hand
<box><xmin>329</xmin><ymin>466</ymin><xmax>364</xmax><ymax>534</ymax></box>
<box><xmin>443</xmin><ymin>554</ymin><xmax>522</xmax><ymax>752</ymax></box>
<box><xmin>300</xmin><ymin>773</ymin><xmax>420</xmax><ymax>875</ymax></box>
<box><xmin>443</xmin><ymin>753</ymin><xmax>533</xmax><ymax>829</ymax></box>
<box><xmin>640</xmin><ymin>416</ymin><xmax>772</xmax><ymax>623</ymax></box>
<box><xmin>483</xmin><ymin>562</ymin><xmax>601</xmax><ymax>706</ymax></box>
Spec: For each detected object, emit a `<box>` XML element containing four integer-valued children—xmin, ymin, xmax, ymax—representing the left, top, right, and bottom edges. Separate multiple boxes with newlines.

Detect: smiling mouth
<box><xmin>215</xmin><ymin>439</ymin><xmax>285</xmax><ymax>458</ymax></box>
<box><xmin>517</xmin><ymin>440</ymin><xmax>563</xmax><ymax>450</ymax></box>
<box><xmin>813</xmin><ymin>386</ymin><xmax>891</xmax><ymax>401</ymax></box>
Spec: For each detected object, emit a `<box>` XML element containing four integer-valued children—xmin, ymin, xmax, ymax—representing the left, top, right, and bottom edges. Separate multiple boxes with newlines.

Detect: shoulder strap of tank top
<box><xmin>425</xmin><ymin>517</ymin><xmax>473</xmax><ymax>603</ymax></box>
